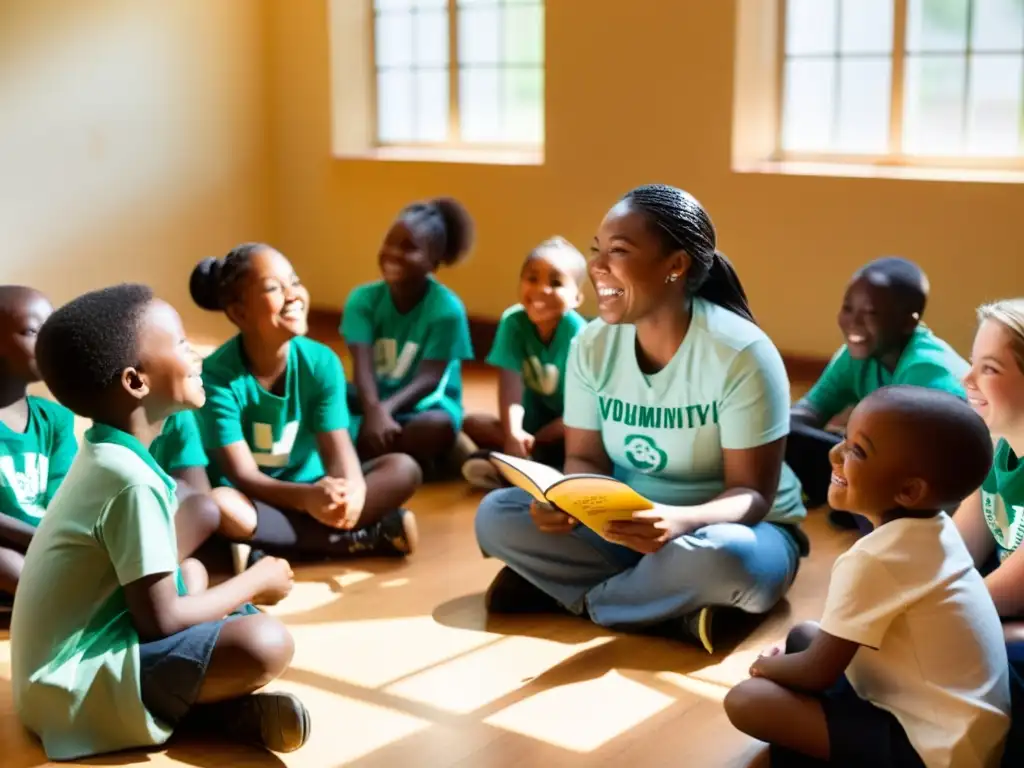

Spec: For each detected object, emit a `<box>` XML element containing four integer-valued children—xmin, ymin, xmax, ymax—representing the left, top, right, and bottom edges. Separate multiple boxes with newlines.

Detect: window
<box><xmin>780</xmin><ymin>0</ymin><xmax>1024</xmax><ymax>163</ymax></box>
<box><xmin>371</xmin><ymin>0</ymin><xmax>544</xmax><ymax>148</ymax></box>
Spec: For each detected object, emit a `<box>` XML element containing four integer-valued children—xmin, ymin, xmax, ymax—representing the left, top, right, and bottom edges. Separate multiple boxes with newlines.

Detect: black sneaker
<box><xmin>662</xmin><ymin>606</ymin><xmax>715</xmax><ymax>653</ymax></box>
<box><xmin>327</xmin><ymin>509</ymin><xmax>419</xmax><ymax>557</ymax></box>
<box><xmin>484</xmin><ymin>566</ymin><xmax>568</xmax><ymax>614</ymax></box>
<box><xmin>204</xmin><ymin>691</ymin><xmax>311</xmax><ymax>753</ymax></box>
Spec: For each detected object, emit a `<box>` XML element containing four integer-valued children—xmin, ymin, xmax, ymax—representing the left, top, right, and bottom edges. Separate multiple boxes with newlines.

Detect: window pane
<box><xmin>906</xmin><ymin>0</ymin><xmax>969</xmax><ymax>52</ymax></box>
<box><xmin>377</xmin><ymin>69</ymin><xmax>415</xmax><ymax>143</ymax></box>
<box><xmin>502</xmin><ymin>67</ymin><xmax>543</xmax><ymax>143</ymax></box>
<box><xmin>503</xmin><ymin>4</ymin><xmax>543</xmax><ymax>65</ymax></box>
<box><xmin>782</xmin><ymin>59</ymin><xmax>837</xmax><ymax>151</ymax></box>
<box><xmin>414</xmin><ymin>69</ymin><xmax>449</xmax><ymax>142</ymax></box>
<box><xmin>460</xmin><ymin>68</ymin><xmax>502</xmax><ymax>142</ymax></box>
<box><xmin>415</xmin><ymin>9</ymin><xmax>448</xmax><ymax>67</ymax></box>
<box><xmin>840</xmin><ymin>0</ymin><xmax>894</xmax><ymax>54</ymax></box>
<box><xmin>375</xmin><ymin>12</ymin><xmax>414</xmax><ymax>69</ymax></box>
<box><xmin>376</xmin><ymin>0</ymin><xmax>413</xmax><ymax>10</ymax></box>
<box><xmin>413</xmin><ymin>0</ymin><xmax>447</xmax><ymax>8</ymax></box>
<box><xmin>972</xmin><ymin>0</ymin><xmax>1024</xmax><ymax>52</ymax></box>
<box><xmin>834</xmin><ymin>58</ymin><xmax>891</xmax><ymax>152</ymax></box>
<box><xmin>903</xmin><ymin>55</ymin><xmax>967</xmax><ymax>154</ymax></box>
<box><xmin>966</xmin><ymin>54</ymin><xmax>1023</xmax><ymax>155</ymax></box>
<box><xmin>786</xmin><ymin>0</ymin><xmax>838</xmax><ymax>56</ymax></box>
<box><xmin>456</xmin><ymin>0</ymin><xmax>499</xmax><ymax>7</ymax></box>
<box><xmin>458</xmin><ymin>6</ymin><xmax>501</xmax><ymax>65</ymax></box>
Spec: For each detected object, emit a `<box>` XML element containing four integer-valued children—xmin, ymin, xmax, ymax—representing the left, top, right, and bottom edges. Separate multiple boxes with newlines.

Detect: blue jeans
<box><xmin>475</xmin><ymin>487</ymin><xmax>801</xmax><ymax>628</ymax></box>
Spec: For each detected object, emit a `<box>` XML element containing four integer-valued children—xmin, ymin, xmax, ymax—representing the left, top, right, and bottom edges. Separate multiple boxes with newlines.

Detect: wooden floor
<box><xmin>0</xmin><ymin>367</ymin><xmax>854</xmax><ymax>768</ymax></box>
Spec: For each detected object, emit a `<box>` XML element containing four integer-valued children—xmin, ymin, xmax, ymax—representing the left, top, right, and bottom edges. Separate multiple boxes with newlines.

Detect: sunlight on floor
<box><xmin>482</xmin><ymin>669</ymin><xmax>677</xmax><ymax>753</ymax></box>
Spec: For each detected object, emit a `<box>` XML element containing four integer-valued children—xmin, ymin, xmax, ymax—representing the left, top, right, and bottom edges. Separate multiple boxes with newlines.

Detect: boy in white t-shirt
<box><xmin>724</xmin><ymin>386</ymin><xmax>1010</xmax><ymax>767</ymax></box>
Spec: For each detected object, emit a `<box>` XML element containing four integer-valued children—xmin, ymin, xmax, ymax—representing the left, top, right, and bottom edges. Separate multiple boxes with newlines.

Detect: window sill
<box><xmin>733</xmin><ymin>159</ymin><xmax>1024</xmax><ymax>185</ymax></box>
<box><xmin>336</xmin><ymin>145</ymin><xmax>544</xmax><ymax>167</ymax></box>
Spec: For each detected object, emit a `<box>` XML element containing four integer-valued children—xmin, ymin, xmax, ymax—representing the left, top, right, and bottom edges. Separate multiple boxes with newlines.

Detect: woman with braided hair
<box><xmin>475</xmin><ymin>184</ymin><xmax>807</xmax><ymax>653</ymax></box>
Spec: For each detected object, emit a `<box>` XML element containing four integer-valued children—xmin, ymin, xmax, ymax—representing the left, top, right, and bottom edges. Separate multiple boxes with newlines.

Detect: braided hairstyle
<box><xmin>399</xmin><ymin>197</ymin><xmax>475</xmax><ymax>268</ymax></box>
<box><xmin>189</xmin><ymin>243</ymin><xmax>266</xmax><ymax>312</ymax></box>
<box><xmin>622</xmin><ymin>184</ymin><xmax>755</xmax><ymax>324</ymax></box>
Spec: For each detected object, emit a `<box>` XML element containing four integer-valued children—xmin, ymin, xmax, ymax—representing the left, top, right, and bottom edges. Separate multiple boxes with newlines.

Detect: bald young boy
<box><xmin>726</xmin><ymin>387</ymin><xmax>1010</xmax><ymax>767</ymax></box>
<box><xmin>788</xmin><ymin>258</ymin><xmax>968</xmax><ymax>527</ymax></box>
<box><xmin>0</xmin><ymin>286</ymin><xmax>76</xmax><ymax>606</ymax></box>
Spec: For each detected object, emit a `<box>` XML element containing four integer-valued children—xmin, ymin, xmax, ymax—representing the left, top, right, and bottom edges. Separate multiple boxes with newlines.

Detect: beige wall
<box><xmin>267</xmin><ymin>0</ymin><xmax>1024</xmax><ymax>359</ymax></box>
<box><xmin>0</xmin><ymin>0</ymin><xmax>271</xmax><ymax>341</ymax></box>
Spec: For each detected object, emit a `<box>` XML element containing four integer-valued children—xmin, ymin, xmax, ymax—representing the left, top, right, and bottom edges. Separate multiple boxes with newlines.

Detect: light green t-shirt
<box><xmin>486</xmin><ymin>304</ymin><xmax>587</xmax><ymax>429</ymax></box>
<box><xmin>800</xmin><ymin>325</ymin><xmax>969</xmax><ymax>422</ymax></box>
<box><xmin>0</xmin><ymin>396</ymin><xmax>78</xmax><ymax>526</ymax></box>
<box><xmin>11</xmin><ymin>424</ymin><xmax>181</xmax><ymax>761</ymax></box>
<box><xmin>200</xmin><ymin>335</ymin><xmax>349</xmax><ymax>485</ymax></box>
<box><xmin>341</xmin><ymin>277</ymin><xmax>474</xmax><ymax>428</ymax></box>
<box><xmin>981</xmin><ymin>438</ymin><xmax>1024</xmax><ymax>564</ymax></box>
<box><xmin>563</xmin><ymin>298</ymin><xmax>804</xmax><ymax>524</ymax></box>
<box><xmin>149</xmin><ymin>410</ymin><xmax>207</xmax><ymax>475</ymax></box>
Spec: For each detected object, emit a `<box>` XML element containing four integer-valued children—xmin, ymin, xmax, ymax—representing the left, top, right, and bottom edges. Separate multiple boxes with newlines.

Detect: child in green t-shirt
<box><xmin>0</xmin><ymin>286</ymin><xmax>77</xmax><ymax>608</ymax></box>
<box><xmin>788</xmin><ymin>257</ymin><xmax>968</xmax><ymax>528</ymax></box>
<box><xmin>12</xmin><ymin>284</ymin><xmax>308</xmax><ymax>760</ymax></box>
<box><xmin>341</xmin><ymin>198</ymin><xmax>475</xmax><ymax>477</ymax></box>
<box><xmin>460</xmin><ymin>236</ymin><xmax>588</xmax><ymax>489</ymax></box>
<box><xmin>191</xmin><ymin>243</ymin><xmax>421</xmax><ymax>562</ymax></box>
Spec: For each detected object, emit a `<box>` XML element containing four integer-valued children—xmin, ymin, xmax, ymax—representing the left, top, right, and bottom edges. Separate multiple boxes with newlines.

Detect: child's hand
<box><xmin>250</xmin><ymin>556</ymin><xmax>294</xmax><ymax>605</ymax></box>
<box><xmin>504</xmin><ymin>429</ymin><xmax>535</xmax><ymax>458</ymax></box>
<box><xmin>749</xmin><ymin>644</ymin><xmax>784</xmax><ymax>677</ymax></box>
<box><xmin>363</xmin><ymin>407</ymin><xmax>402</xmax><ymax>455</ymax></box>
<box><xmin>301</xmin><ymin>481</ymin><xmax>344</xmax><ymax>523</ymax></box>
<box><xmin>529</xmin><ymin>500</ymin><xmax>578</xmax><ymax>534</ymax></box>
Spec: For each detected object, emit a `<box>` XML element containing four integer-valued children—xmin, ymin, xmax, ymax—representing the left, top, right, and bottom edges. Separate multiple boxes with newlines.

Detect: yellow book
<box><xmin>488</xmin><ymin>452</ymin><xmax>654</xmax><ymax>540</ymax></box>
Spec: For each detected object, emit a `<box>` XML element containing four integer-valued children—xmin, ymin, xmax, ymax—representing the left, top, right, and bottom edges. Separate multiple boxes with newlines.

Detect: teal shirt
<box><xmin>0</xmin><ymin>396</ymin><xmax>77</xmax><ymax>526</ymax></box>
<box><xmin>11</xmin><ymin>424</ymin><xmax>181</xmax><ymax>760</ymax></box>
<box><xmin>981</xmin><ymin>438</ymin><xmax>1024</xmax><ymax>563</ymax></box>
<box><xmin>200</xmin><ymin>335</ymin><xmax>349</xmax><ymax>485</ymax></box>
<box><xmin>486</xmin><ymin>304</ymin><xmax>587</xmax><ymax>426</ymax></box>
<box><xmin>149</xmin><ymin>410</ymin><xmax>207</xmax><ymax>475</ymax></box>
<box><xmin>341</xmin><ymin>277</ymin><xmax>474</xmax><ymax>427</ymax></box>
<box><xmin>563</xmin><ymin>298</ymin><xmax>804</xmax><ymax>524</ymax></box>
<box><xmin>801</xmin><ymin>325</ymin><xmax>969</xmax><ymax>422</ymax></box>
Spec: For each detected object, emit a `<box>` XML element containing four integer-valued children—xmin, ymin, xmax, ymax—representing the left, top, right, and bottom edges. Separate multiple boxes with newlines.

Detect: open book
<box><xmin>488</xmin><ymin>452</ymin><xmax>654</xmax><ymax>540</ymax></box>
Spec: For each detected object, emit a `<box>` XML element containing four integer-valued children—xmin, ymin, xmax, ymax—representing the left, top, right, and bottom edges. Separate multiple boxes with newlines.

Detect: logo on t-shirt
<box><xmin>981</xmin><ymin>490</ymin><xmax>1024</xmax><ymax>561</ymax></box>
<box><xmin>0</xmin><ymin>453</ymin><xmax>49</xmax><ymax>518</ymax></box>
<box><xmin>599</xmin><ymin>396</ymin><xmax>719</xmax><ymax>430</ymax></box>
<box><xmin>522</xmin><ymin>356</ymin><xmax>559</xmax><ymax>395</ymax></box>
<box><xmin>374</xmin><ymin>338</ymin><xmax>419</xmax><ymax>381</ymax></box>
<box><xmin>623</xmin><ymin>434</ymin><xmax>667</xmax><ymax>473</ymax></box>
<box><xmin>251</xmin><ymin>421</ymin><xmax>299</xmax><ymax>468</ymax></box>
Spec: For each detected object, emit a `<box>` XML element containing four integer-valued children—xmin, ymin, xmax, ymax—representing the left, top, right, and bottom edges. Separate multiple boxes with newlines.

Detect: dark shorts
<box><xmin>139</xmin><ymin>604</ymin><xmax>258</xmax><ymax>727</ymax></box>
<box><xmin>345</xmin><ymin>381</ymin><xmax>461</xmax><ymax>435</ymax></box>
<box><xmin>770</xmin><ymin>677</ymin><xmax>924</xmax><ymax>768</ymax></box>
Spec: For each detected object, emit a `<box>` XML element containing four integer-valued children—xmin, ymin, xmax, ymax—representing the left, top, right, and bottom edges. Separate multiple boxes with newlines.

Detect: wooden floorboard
<box><xmin>1</xmin><ymin>366</ymin><xmax>849</xmax><ymax>768</ymax></box>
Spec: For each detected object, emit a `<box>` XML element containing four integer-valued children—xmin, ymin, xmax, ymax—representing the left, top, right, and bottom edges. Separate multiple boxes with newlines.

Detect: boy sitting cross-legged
<box><xmin>10</xmin><ymin>285</ymin><xmax>310</xmax><ymax>761</ymax></box>
<box><xmin>725</xmin><ymin>386</ymin><xmax>1010</xmax><ymax>767</ymax></box>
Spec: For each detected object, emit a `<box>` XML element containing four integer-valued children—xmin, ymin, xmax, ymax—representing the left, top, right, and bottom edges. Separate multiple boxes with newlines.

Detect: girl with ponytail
<box><xmin>475</xmin><ymin>184</ymin><xmax>806</xmax><ymax>654</ymax></box>
<box><xmin>341</xmin><ymin>197</ymin><xmax>476</xmax><ymax>477</ymax></box>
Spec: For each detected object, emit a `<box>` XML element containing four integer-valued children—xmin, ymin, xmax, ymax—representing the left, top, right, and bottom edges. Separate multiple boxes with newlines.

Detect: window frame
<box><xmin>368</xmin><ymin>0</ymin><xmax>545</xmax><ymax>152</ymax></box>
<box><xmin>775</xmin><ymin>0</ymin><xmax>1024</xmax><ymax>171</ymax></box>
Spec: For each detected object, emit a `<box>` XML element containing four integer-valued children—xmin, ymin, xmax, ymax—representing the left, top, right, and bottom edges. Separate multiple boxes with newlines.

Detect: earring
<box><xmin>665</xmin><ymin>273</ymin><xmax>679</xmax><ymax>284</ymax></box>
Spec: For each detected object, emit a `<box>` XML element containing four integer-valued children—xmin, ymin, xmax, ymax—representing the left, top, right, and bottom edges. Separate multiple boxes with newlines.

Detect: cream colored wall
<box><xmin>0</xmin><ymin>0</ymin><xmax>271</xmax><ymax>342</ymax></box>
<box><xmin>267</xmin><ymin>0</ymin><xmax>1024</xmax><ymax>359</ymax></box>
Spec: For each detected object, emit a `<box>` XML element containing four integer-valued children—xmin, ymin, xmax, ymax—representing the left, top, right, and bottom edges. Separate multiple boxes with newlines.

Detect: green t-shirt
<box><xmin>564</xmin><ymin>298</ymin><xmax>804</xmax><ymax>524</ymax></box>
<box><xmin>0</xmin><ymin>396</ymin><xmax>78</xmax><ymax>527</ymax></box>
<box><xmin>149</xmin><ymin>410</ymin><xmax>207</xmax><ymax>475</ymax></box>
<box><xmin>10</xmin><ymin>424</ymin><xmax>181</xmax><ymax>760</ymax></box>
<box><xmin>800</xmin><ymin>325</ymin><xmax>969</xmax><ymax>422</ymax></box>
<box><xmin>981</xmin><ymin>438</ymin><xmax>1024</xmax><ymax>563</ymax></box>
<box><xmin>486</xmin><ymin>304</ymin><xmax>587</xmax><ymax>426</ymax></box>
<box><xmin>200</xmin><ymin>335</ymin><xmax>349</xmax><ymax>485</ymax></box>
<box><xmin>340</xmin><ymin>277</ymin><xmax>474</xmax><ymax>426</ymax></box>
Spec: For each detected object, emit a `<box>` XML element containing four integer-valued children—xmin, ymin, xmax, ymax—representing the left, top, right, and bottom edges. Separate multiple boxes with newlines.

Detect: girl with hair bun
<box><xmin>341</xmin><ymin>197</ymin><xmax>475</xmax><ymax>477</ymax></box>
<box><xmin>190</xmin><ymin>243</ymin><xmax>422</xmax><ymax>566</ymax></box>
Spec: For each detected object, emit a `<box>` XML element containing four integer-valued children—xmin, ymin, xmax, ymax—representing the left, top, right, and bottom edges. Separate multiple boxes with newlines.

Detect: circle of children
<box><xmin>0</xmin><ymin>183</ymin><xmax>1022</xmax><ymax>767</ymax></box>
